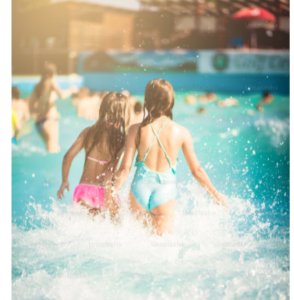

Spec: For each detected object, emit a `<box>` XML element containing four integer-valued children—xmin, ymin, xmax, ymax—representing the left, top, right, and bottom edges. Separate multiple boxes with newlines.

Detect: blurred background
<box><xmin>12</xmin><ymin>0</ymin><xmax>289</xmax><ymax>74</ymax></box>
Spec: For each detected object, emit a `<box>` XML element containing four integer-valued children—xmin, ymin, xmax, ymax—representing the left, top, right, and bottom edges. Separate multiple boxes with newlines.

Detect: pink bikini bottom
<box><xmin>73</xmin><ymin>184</ymin><xmax>121</xmax><ymax>208</ymax></box>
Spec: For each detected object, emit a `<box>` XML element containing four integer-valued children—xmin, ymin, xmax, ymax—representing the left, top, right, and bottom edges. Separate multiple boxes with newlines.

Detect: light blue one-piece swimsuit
<box><xmin>131</xmin><ymin>119</ymin><xmax>177</xmax><ymax>211</ymax></box>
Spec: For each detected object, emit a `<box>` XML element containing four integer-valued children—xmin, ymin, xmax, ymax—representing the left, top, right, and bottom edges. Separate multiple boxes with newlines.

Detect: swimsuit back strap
<box><xmin>142</xmin><ymin>134</ymin><xmax>158</xmax><ymax>163</ymax></box>
<box><xmin>87</xmin><ymin>157</ymin><xmax>108</xmax><ymax>164</ymax></box>
<box><xmin>143</xmin><ymin>119</ymin><xmax>172</xmax><ymax>168</ymax></box>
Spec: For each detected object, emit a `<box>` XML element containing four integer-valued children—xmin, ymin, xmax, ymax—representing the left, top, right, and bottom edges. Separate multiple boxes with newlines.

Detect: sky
<box><xmin>53</xmin><ymin>0</ymin><xmax>141</xmax><ymax>10</ymax></box>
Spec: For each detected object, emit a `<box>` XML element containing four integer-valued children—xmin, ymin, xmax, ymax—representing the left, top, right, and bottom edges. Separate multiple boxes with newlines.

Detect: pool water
<box><xmin>12</xmin><ymin>91</ymin><xmax>289</xmax><ymax>299</ymax></box>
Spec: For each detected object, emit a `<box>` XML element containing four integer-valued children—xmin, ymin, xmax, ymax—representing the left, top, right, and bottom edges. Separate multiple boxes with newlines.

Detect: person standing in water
<box><xmin>129</xmin><ymin>101</ymin><xmax>144</xmax><ymax>126</ymax></box>
<box><xmin>113</xmin><ymin>79</ymin><xmax>227</xmax><ymax>235</ymax></box>
<box><xmin>29</xmin><ymin>62</ymin><xmax>77</xmax><ymax>153</ymax></box>
<box><xmin>12</xmin><ymin>108</ymin><xmax>21</xmax><ymax>145</ymax></box>
<box><xmin>12</xmin><ymin>86</ymin><xmax>30</xmax><ymax>125</ymax></box>
<box><xmin>261</xmin><ymin>90</ymin><xmax>274</xmax><ymax>104</ymax></box>
<box><xmin>57</xmin><ymin>92</ymin><xmax>130</xmax><ymax>215</ymax></box>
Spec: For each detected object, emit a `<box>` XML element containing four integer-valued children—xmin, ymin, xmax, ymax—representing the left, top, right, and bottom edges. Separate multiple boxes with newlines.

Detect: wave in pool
<box><xmin>12</xmin><ymin>182</ymin><xmax>289</xmax><ymax>300</ymax></box>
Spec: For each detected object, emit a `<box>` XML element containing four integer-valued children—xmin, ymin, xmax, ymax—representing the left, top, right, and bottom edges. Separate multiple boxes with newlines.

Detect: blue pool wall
<box><xmin>11</xmin><ymin>75</ymin><xmax>84</xmax><ymax>94</ymax></box>
<box><xmin>12</xmin><ymin>50</ymin><xmax>289</xmax><ymax>96</ymax></box>
<box><xmin>76</xmin><ymin>73</ymin><xmax>289</xmax><ymax>96</ymax></box>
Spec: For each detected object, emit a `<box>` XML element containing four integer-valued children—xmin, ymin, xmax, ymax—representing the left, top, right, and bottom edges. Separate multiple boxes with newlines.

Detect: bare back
<box><xmin>30</xmin><ymin>80</ymin><xmax>59</xmax><ymax>122</ymax></box>
<box><xmin>137</xmin><ymin>118</ymin><xmax>185</xmax><ymax>172</ymax></box>
<box><xmin>80</xmin><ymin>130</ymin><xmax>118</xmax><ymax>186</ymax></box>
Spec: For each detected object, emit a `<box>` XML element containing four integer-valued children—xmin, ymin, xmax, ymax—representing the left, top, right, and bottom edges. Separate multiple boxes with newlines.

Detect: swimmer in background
<box><xmin>218</xmin><ymin>97</ymin><xmax>239</xmax><ymax>107</ymax></box>
<box><xmin>261</xmin><ymin>90</ymin><xmax>274</xmax><ymax>104</ymax></box>
<box><xmin>113</xmin><ymin>79</ymin><xmax>227</xmax><ymax>236</ymax></box>
<box><xmin>72</xmin><ymin>87</ymin><xmax>90</xmax><ymax>106</ymax></box>
<box><xmin>197</xmin><ymin>107</ymin><xmax>206</xmax><ymax>114</ymax></box>
<box><xmin>12</xmin><ymin>86</ymin><xmax>30</xmax><ymax>125</ymax></box>
<box><xmin>130</xmin><ymin>101</ymin><xmax>144</xmax><ymax>126</ymax></box>
<box><xmin>199</xmin><ymin>92</ymin><xmax>217</xmax><ymax>103</ymax></box>
<box><xmin>77</xmin><ymin>91</ymin><xmax>101</xmax><ymax>120</ymax></box>
<box><xmin>12</xmin><ymin>108</ymin><xmax>21</xmax><ymax>144</ymax></box>
<box><xmin>57</xmin><ymin>92</ymin><xmax>130</xmax><ymax>216</ymax></box>
<box><xmin>256</xmin><ymin>104</ymin><xmax>264</xmax><ymax>112</ymax></box>
<box><xmin>185</xmin><ymin>94</ymin><xmax>197</xmax><ymax>105</ymax></box>
<box><xmin>29</xmin><ymin>62</ymin><xmax>78</xmax><ymax>153</ymax></box>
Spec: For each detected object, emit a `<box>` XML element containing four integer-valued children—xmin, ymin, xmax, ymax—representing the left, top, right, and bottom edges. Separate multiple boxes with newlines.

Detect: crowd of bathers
<box><xmin>184</xmin><ymin>90</ymin><xmax>274</xmax><ymax>115</ymax></box>
<box><xmin>71</xmin><ymin>87</ymin><xmax>144</xmax><ymax>125</ymax></box>
<box><xmin>11</xmin><ymin>62</ymin><xmax>144</xmax><ymax>151</ymax></box>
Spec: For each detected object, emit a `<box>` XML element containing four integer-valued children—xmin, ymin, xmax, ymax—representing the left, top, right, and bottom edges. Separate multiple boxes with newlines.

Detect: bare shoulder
<box><xmin>80</xmin><ymin>127</ymin><xmax>91</xmax><ymax>138</ymax></box>
<box><xmin>169</xmin><ymin>120</ymin><xmax>191</xmax><ymax>138</ymax></box>
<box><xmin>128</xmin><ymin>123</ymin><xmax>140</xmax><ymax>137</ymax></box>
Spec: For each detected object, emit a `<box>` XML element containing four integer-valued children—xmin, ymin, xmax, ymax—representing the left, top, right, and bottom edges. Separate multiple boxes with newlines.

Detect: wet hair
<box><xmin>134</xmin><ymin>101</ymin><xmax>143</xmax><ymax>114</ymax></box>
<box><xmin>136</xmin><ymin>79</ymin><xmax>174</xmax><ymax>147</ymax></box>
<box><xmin>35</xmin><ymin>62</ymin><xmax>57</xmax><ymax>98</ymax></box>
<box><xmin>263</xmin><ymin>90</ymin><xmax>270</xmax><ymax>97</ymax></box>
<box><xmin>100</xmin><ymin>91</ymin><xmax>109</xmax><ymax>100</ymax></box>
<box><xmin>84</xmin><ymin>92</ymin><xmax>130</xmax><ymax>163</ymax></box>
<box><xmin>198</xmin><ymin>107</ymin><xmax>206</xmax><ymax>114</ymax></box>
<box><xmin>12</xmin><ymin>86</ymin><xmax>20</xmax><ymax>100</ymax></box>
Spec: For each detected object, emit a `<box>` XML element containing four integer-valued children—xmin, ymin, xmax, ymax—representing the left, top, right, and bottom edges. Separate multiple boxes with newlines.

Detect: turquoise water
<box><xmin>12</xmin><ymin>91</ymin><xmax>289</xmax><ymax>299</ymax></box>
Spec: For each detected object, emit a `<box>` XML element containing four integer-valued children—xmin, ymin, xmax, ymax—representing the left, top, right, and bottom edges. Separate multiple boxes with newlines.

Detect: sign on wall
<box><xmin>79</xmin><ymin>50</ymin><xmax>198</xmax><ymax>73</ymax></box>
<box><xmin>197</xmin><ymin>50</ymin><xmax>289</xmax><ymax>74</ymax></box>
<box><xmin>78</xmin><ymin>50</ymin><xmax>289</xmax><ymax>75</ymax></box>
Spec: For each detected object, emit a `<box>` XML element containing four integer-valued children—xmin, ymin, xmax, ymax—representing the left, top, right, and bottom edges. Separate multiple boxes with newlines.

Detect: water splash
<box><xmin>12</xmin><ymin>183</ymin><xmax>289</xmax><ymax>300</ymax></box>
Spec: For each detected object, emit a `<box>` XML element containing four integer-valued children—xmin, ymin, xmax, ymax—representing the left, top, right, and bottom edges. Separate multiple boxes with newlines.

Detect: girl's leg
<box><xmin>150</xmin><ymin>199</ymin><xmax>175</xmax><ymax>236</ymax></box>
<box><xmin>129</xmin><ymin>190</ymin><xmax>150</xmax><ymax>225</ymax></box>
<box><xmin>43</xmin><ymin>120</ymin><xmax>60</xmax><ymax>153</ymax></box>
<box><xmin>77</xmin><ymin>198</ymin><xmax>101</xmax><ymax>215</ymax></box>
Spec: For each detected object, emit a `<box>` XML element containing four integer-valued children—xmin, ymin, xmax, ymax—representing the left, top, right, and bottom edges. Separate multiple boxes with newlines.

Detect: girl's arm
<box><xmin>52</xmin><ymin>81</ymin><xmax>78</xmax><ymax>100</ymax></box>
<box><xmin>57</xmin><ymin>129</ymin><xmax>87</xmax><ymax>199</ymax></box>
<box><xmin>112</xmin><ymin>124</ymin><xmax>138</xmax><ymax>199</ymax></box>
<box><xmin>182</xmin><ymin>128</ymin><xmax>227</xmax><ymax>207</ymax></box>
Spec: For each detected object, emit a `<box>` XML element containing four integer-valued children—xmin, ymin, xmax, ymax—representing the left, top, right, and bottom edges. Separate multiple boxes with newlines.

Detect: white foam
<box><xmin>12</xmin><ymin>182</ymin><xmax>289</xmax><ymax>299</ymax></box>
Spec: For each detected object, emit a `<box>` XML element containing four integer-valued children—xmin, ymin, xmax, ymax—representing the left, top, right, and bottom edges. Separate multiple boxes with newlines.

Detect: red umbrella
<box><xmin>232</xmin><ymin>7</ymin><xmax>276</xmax><ymax>48</ymax></box>
<box><xmin>232</xmin><ymin>7</ymin><xmax>276</xmax><ymax>22</ymax></box>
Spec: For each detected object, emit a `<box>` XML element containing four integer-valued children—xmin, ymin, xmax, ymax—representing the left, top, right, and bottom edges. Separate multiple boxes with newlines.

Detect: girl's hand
<box><xmin>213</xmin><ymin>192</ymin><xmax>228</xmax><ymax>208</ymax></box>
<box><xmin>57</xmin><ymin>181</ymin><xmax>70</xmax><ymax>199</ymax></box>
<box><xmin>88</xmin><ymin>207</ymin><xmax>101</xmax><ymax>216</ymax></box>
<box><xmin>69</xmin><ymin>86</ymin><xmax>79</xmax><ymax>94</ymax></box>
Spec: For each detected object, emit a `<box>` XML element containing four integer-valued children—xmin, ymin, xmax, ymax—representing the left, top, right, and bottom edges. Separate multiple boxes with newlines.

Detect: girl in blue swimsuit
<box><xmin>114</xmin><ymin>79</ymin><xmax>227</xmax><ymax>235</ymax></box>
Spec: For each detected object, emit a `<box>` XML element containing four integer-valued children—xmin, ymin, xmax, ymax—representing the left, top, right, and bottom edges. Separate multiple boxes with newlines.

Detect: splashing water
<box><xmin>12</xmin><ymin>93</ymin><xmax>289</xmax><ymax>299</ymax></box>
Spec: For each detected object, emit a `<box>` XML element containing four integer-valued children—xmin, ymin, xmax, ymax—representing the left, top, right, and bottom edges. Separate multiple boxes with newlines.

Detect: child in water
<box><xmin>12</xmin><ymin>108</ymin><xmax>21</xmax><ymax>144</ymax></box>
<box><xmin>129</xmin><ymin>101</ymin><xmax>144</xmax><ymax>126</ymax></box>
<box><xmin>29</xmin><ymin>62</ymin><xmax>77</xmax><ymax>153</ymax></box>
<box><xmin>57</xmin><ymin>92</ymin><xmax>130</xmax><ymax>215</ymax></box>
<box><xmin>113</xmin><ymin>79</ymin><xmax>227</xmax><ymax>235</ymax></box>
<box><xmin>12</xmin><ymin>86</ymin><xmax>30</xmax><ymax>125</ymax></box>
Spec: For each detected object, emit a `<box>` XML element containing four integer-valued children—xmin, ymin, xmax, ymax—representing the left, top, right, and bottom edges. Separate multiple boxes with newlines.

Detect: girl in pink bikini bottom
<box><xmin>57</xmin><ymin>92</ymin><xmax>130</xmax><ymax>214</ymax></box>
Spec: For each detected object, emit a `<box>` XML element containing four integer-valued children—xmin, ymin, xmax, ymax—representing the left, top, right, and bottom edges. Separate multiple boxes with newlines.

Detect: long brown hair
<box><xmin>84</xmin><ymin>92</ymin><xmax>130</xmax><ymax>163</ymax></box>
<box><xmin>35</xmin><ymin>62</ymin><xmax>57</xmax><ymax>98</ymax></box>
<box><xmin>136</xmin><ymin>79</ymin><xmax>174</xmax><ymax>147</ymax></box>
